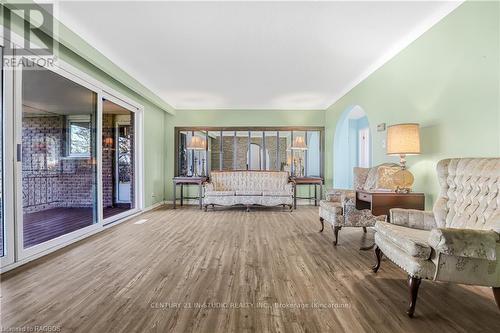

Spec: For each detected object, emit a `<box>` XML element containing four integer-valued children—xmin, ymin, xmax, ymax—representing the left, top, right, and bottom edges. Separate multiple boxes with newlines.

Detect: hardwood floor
<box><xmin>1</xmin><ymin>206</ymin><xmax>498</xmax><ymax>332</ymax></box>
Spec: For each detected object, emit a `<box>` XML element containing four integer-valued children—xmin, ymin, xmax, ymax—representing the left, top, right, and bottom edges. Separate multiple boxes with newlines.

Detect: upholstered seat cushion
<box><xmin>205</xmin><ymin>190</ymin><xmax>235</xmax><ymax>196</ymax></box>
<box><xmin>319</xmin><ymin>200</ymin><xmax>343</xmax><ymax>213</ymax></box>
<box><xmin>375</xmin><ymin>221</ymin><xmax>432</xmax><ymax>259</ymax></box>
<box><xmin>235</xmin><ymin>190</ymin><xmax>262</xmax><ymax>196</ymax></box>
<box><xmin>262</xmin><ymin>190</ymin><xmax>291</xmax><ymax>197</ymax></box>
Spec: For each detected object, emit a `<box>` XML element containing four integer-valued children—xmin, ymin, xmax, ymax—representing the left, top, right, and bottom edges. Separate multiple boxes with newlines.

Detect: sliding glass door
<box><xmin>16</xmin><ymin>60</ymin><xmax>99</xmax><ymax>255</ymax></box>
<box><xmin>102</xmin><ymin>98</ymin><xmax>136</xmax><ymax>222</ymax></box>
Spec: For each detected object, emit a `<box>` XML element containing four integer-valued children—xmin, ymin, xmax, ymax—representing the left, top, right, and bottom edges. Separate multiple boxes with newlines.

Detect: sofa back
<box><xmin>210</xmin><ymin>171</ymin><xmax>290</xmax><ymax>191</ymax></box>
<box><xmin>353</xmin><ymin>163</ymin><xmax>400</xmax><ymax>191</ymax></box>
<box><xmin>434</xmin><ymin>158</ymin><xmax>500</xmax><ymax>232</ymax></box>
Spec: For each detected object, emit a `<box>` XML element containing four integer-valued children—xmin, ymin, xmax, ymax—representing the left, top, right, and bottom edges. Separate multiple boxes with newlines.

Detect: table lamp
<box><xmin>187</xmin><ymin>136</ymin><xmax>206</xmax><ymax>176</ymax></box>
<box><xmin>386</xmin><ymin>123</ymin><xmax>421</xmax><ymax>193</ymax></box>
<box><xmin>291</xmin><ymin>136</ymin><xmax>308</xmax><ymax>177</ymax></box>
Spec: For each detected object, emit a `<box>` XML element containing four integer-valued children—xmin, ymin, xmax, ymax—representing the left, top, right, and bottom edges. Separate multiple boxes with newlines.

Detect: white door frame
<box><xmin>13</xmin><ymin>53</ymin><xmax>103</xmax><ymax>260</ymax></box>
<box><xmin>1</xmin><ymin>41</ymin><xmax>16</xmax><ymax>268</ymax></box>
<box><xmin>101</xmin><ymin>92</ymin><xmax>143</xmax><ymax>225</ymax></box>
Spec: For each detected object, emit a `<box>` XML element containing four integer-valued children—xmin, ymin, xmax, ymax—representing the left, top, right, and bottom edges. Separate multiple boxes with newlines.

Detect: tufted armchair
<box><xmin>319</xmin><ymin>164</ymin><xmax>400</xmax><ymax>245</ymax></box>
<box><xmin>372</xmin><ymin>158</ymin><xmax>500</xmax><ymax>317</ymax></box>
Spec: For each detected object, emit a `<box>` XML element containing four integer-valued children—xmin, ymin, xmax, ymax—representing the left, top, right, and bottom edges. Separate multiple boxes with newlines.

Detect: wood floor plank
<box><xmin>1</xmin><ymin>206</ymin><xmax>499</xmax><ymax>332</ymax></box>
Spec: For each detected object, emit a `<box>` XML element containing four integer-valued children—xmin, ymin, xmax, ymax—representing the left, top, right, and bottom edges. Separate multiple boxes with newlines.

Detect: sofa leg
<box><xmin>332</xmin><ymin>226</ymin><xmax>341</xmax><ymax>246</ymax></box>
<box><xmin>407</xmin><ymin>276</ymin><xmax>422</xmax><ymax>318</ymax></box>
<box><xmin>319</xmin><ymin>217</ymin><xmax>324</xmax><ymax>233</ymax></box>
<box><xmin>372</xmin><ymin>245</ymin><xmax>382</xmax><ymax>273</ymax></box>
<box><xmin>246</xmin><ymin>206</ymin><xmax>250</xmax><ymax>212</ymax></box>
<box><xmin>289</xmin><ymin>205</ymin><xmax>293</xmax><ymax>212</ymax></box>
<box><xmin>493</xmin><ymin>287</ymin><xmax>500</xmax><ymax>310</ymax></box>
<box><xmin>363</xmin><ymin>227</ymin><xmax>367</xmax><ymax>233</ymax></box>
<box><xmin>203</xmin><ymin>205</ymin><xmax>208</xmax><ymax>212</ymax></box>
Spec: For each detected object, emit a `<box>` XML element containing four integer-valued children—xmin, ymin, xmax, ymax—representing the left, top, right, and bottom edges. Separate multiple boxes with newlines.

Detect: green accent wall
<box><xmin>325</xmin><ymin>1</ymin><xmax>500</xmax><ymax>209</ymax></box>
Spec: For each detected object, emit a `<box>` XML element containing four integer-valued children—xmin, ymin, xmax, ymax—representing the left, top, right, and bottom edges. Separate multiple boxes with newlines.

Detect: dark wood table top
<box><xmin>356</xmin><ymin>190</ymin><xmax>424</xmax><ymax>197</ymax></box>
<box><xmin>173</xmin><ymin>176</ymin><xmax>208</xmax><ymax>184</ymax></box>
<box><xmin>290</xmin><ymin>177</ymin><xmax>323</xmax><ymax>184</ymax></box>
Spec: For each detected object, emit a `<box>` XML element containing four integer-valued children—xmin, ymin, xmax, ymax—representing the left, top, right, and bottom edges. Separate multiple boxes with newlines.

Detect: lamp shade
<box><xmin>291</xmin><ymin>136</ymin><xmax>308</xmax><ymax>150</ymax></box>
<box><xmin>387</xmin><ymin>123</ymin><xmax>421</xmax><ymax>155</ymax></box>
<box><xmin>187</xmin><ymin>136</ymin><xmax>206</xmax><ymax>150</ymax></box>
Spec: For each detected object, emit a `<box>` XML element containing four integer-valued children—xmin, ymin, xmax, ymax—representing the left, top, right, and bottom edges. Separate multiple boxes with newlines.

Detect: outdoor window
<box><xmin>67</xmin><ymin>116</ymin><xmax>91</xmax><ymax>157</ymax></box>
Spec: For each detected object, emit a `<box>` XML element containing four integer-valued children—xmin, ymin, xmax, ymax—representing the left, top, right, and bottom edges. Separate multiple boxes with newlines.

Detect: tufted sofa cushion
<box><xmin>434</xmin><ymin>158</ymin><xmax>500</xmax><ymax>231</ymax></box>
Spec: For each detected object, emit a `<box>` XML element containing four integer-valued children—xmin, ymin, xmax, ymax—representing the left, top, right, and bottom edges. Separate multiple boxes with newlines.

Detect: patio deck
<box><xmin>23</xmin><ymin>205</ymin><xmax>131</xmax><ymax>248</ymax></box>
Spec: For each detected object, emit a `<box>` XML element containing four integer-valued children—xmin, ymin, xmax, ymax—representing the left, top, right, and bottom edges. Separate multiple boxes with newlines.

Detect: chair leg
<box><xmin>362</xmin><ymin>227</ymin><xmax>367</xmax><ymax>233</ymax></box>
<box><xmin>407</xmin><ymin>276</ymin><xmax>422</xmax><ymax>318</ymax></box>
<box><xmin>332</xmin><ymin>226</ymin><xmax>341</xmax><ymax>246</ymax></box>
<box><xmin>493</xmin><ymin>287</ymin><xmax>500</xmax><ymax>310</ymax></box>
<box><xmin>372</xmin><ymin>245</ymin><xmax>382</xmax><ymax>272</ymax></box>
<box><xmin>319</xmin><ymin>217</ymin><xmax>324</xmax><ymax>233</ymax></box>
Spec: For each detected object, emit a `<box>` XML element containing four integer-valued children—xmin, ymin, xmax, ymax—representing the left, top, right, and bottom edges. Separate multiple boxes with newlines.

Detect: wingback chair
<box><xmin>319</xmin><ymin>163</ymin><xmax>400</xmax><ymax>245</ymax></box>
<box><xmin>372</xmin><ymin>158</ymin><xmax>500</xmax><ymax>317</ymax></box>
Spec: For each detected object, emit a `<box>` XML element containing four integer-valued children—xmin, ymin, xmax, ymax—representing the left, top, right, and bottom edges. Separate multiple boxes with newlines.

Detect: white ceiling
<box><xmin>55</xmin><ymin>1</ymin><xmax>461</xmax><ymax>110</ymax></box>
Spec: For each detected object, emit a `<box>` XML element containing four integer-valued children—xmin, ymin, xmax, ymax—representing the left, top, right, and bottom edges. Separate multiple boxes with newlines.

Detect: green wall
<box><xmin>325</xmin><ymin>1</ymin><xmax>500</xmax><ymax>209</ymax></box>
<box><xmin>4</xmin><ymin>1</ymin><xmax>499</xmax><ymax>209</ymax></box>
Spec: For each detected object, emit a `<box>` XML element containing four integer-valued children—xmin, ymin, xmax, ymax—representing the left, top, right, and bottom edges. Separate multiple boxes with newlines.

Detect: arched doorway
<box><xmin>333</xmin><ymin>105</ymin><xmax>371</xmax><ymax>189</ymax></box>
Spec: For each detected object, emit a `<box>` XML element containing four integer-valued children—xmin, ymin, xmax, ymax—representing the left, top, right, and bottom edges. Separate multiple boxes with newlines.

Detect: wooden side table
<box><xmin>355</xmin><ymin>190</ymin><xmax>425</xmax><ymax>220</ymax></box>
<box><xmin>290</xmin><ymin>177</ymin><xmax>323</xmax><ymax>209</ymax></box>
<box><xmin>173</xmin><ymin>176</ymin><xmax>208</xmax><ymax>210</ymax></box>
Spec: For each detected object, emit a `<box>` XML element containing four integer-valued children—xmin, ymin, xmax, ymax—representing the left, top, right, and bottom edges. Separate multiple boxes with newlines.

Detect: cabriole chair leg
<box><xmin>407</xmin><ymin>276</ymin><xmax>422</xmax><ymax>318</ymax></box>
<box><xmin>372</xmin><ymin>245</ymin><xmax>382</xmax><ymax>273</ymax></box>
<box><xmin>332</xmin><ymin>226</ymin><xmax>341</xmax><ymax>246</ymax></box>
<box><xmin>319</xmin><ymin>217</ymin><xmax>324</xmax><ymax>233</ymax></box>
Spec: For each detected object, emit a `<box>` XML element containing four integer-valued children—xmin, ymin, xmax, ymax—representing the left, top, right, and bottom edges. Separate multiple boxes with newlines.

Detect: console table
<box><xmin>355</xmin><ymin>190</ymin><xmax>425</xmax><ymax>220</ymax></box>
<box><xmin>173</xmin><ymin>176</ymin><xmax>208</xmax><ymax>210</ymax></box>
<box><xmin>291</xmin><ymin>177</ymin><xmax>323</xmax><ymax>209</ymax></box>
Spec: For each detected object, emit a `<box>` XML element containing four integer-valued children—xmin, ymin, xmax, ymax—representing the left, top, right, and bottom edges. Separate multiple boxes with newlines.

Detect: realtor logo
<box><xmin>3</xmin><ymin>3</ymin><xmax>54</xmax><ymax>56</ymax></box>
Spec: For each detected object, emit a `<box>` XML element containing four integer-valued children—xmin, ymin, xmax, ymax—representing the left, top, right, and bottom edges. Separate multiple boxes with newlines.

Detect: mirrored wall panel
<box><xmin>102</xmin><ymin>99</ymin><xmax>135</xmax><ymax>220</ymax></box>
<box><xmin>176</xmin><ymin>128</ymin><xmax>323</xmax><ymax>178</ymax></box>
<box><xmin>22</xmin><ymin>63</ymin><xmax>98</xmax><ymax>248</ymax></box>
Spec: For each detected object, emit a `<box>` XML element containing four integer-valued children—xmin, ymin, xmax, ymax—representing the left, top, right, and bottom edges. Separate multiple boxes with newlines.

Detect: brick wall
<box><xmin>21</xmin><ymin>114</ymin><xmax>135</xmax><ymax>214</ymax></box>
<box><xmin>210</xmin><ymin>136</ymin><xmax>287</xmax><ymax>171</ymax></box>
<box><xmin>22</xmin><ymin>115</ymin><xmax>96</xmax><ymax>213</ymax></box>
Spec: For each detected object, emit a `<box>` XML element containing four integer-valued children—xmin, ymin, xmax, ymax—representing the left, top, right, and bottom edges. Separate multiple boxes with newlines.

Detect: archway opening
<box><xmin>333</xmin><ymin>105</ymin><xmax>371</xmax><ymax>189</ymax></box>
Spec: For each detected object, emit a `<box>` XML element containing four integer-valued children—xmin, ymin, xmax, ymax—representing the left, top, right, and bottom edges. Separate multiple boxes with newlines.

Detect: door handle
<box><xmin>16</xmin><ymin>143</ymin><xmax>22</xmax><ymax>162</ymax></box>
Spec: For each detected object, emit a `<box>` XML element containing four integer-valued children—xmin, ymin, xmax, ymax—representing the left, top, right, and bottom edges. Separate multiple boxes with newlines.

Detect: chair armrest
<box><xmin>204</xmin><ymin>183</ymin><xmax>214</xmax><ymax>192</ymax></box>
<box><xmin>325</xmin><ymin>189</ymin><xmax>355</xmax><ymax>203</ymax></box>
<box><xmin>284</xmin><ymin>183</ymin><xmax>294</xmax><ymax>195</ymax></box>
<box><xmin>390</xmin><ymin>208</ymin><xmax>436</xmax><ymax>230</ymax></box>
<box><xmin>428</xmin><ymin>228</ymin><xmax>499</xmax><ymax>260</ymax></box>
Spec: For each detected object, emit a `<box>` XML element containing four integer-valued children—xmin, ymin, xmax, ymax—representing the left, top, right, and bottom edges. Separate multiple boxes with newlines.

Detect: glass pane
<box><xmin>234</xmin><ymin>131</ymin><xmax>248</xmax><ymax>170</ymax></box>
<box><xmin>192</xmin><ymin>131</ymin><xmax>207</xmax><ymax>176</ymax></box>
<box><xmin>249</xmin><ymin>131</ymin><xmax>264</xmax><ymax>170</ymax></box>
<box><xmin>22</xmin><ymin>63</ymin><xmax>97</xmax><ymax>248</ymax></box>
<box><xmin>291</xmin><ymin>131</ymin><xmax>306</xmax><ymax>177</ymax></box>
<box><xmin>264</xmin><ymin>131</ymin><xmax>278</xmax><ymax>171</ymax></box>
<box><xmin>102</xmin><ymin>99</ymin><xmax>135</xmax><ymax>219</ymax></box>
<box><xmin>222</xmin><ymin>131</ymin><xmax>234</xmax><ymax>170</ymax></box>
<box><xmin>279</xmin><ymin>131</ymin><xmax>291</xmax><ymax>174</ymax></box>
<box><xmin>178</xmin><ymin>131</ymin><xmax>189</xmax><ymax>176</ymax></box>
<box><xmin>306</xmin><ymin>131</ymin><xmax>321</xmax><ymax>177</ymax></box>
<box><xmin>0</xmin><ymin>46</ymin><xmax>3</xmax><ymax>257</ymax></box>
<box><xmin>208</xmin><ymin>131</ymin><xmax>221</xmax><ymax>172</ymax></box>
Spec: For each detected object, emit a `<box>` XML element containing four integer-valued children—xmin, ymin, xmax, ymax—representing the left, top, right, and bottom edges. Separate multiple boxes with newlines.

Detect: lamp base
<box><xmin>394</xmin><ymin>168</ymin><xmax>414</xmax><ymax>193</ymax></box>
